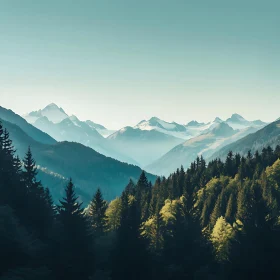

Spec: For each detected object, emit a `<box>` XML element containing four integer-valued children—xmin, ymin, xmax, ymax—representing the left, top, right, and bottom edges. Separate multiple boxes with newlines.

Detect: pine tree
<box><xmin>55</xmin><ymin>179</ymin><xmax>94</xmax><ymax>280</ymax></box>
<box><xmin>43</xmin><ymin>187</ymin><xmax>56</xmax><ymax>220</ymax></box>
<box><xmin>112</xmin><ymin>190</ymin><xmax>150</xmax><ymax>280</ymax></box>
<box><xmin>225</xmin><ymin>194</ymin><xmax>235</xmax><ymax>224</ymax></box>
<box><xmin>21</xmin><ymin>147</ymin><xmax>53</xmax><ymax>238</ymax></box>
<box><xmin>225</xmin><ymin>151</ymin><xmax>234</xmax><ymax>177</ymax></box>
<box><xmin>135</xmin><ymin>171</ymin><xmax>151</xmax><ymax>221</ymax></box>
<box><xmin>13</xmin><ymin>156</ymin><xmax>22</xmax><ymax>176</ymax></box>
<box><xmin>0</xmin><ymin>121</ymin><xmax>4</xmax><ymax>149</ymax></box>
<box><xmin>210</xmin><ymin>194</ymin><xmax>223</xmax><ymax>229</ymax></box>
<box><xmin>124</xmin><ymin>179</ymin><xmax>135</xmax><ymax>195</ymax></box>
<box><xmin>2</xmin><ymin>129</ymin><xmax>15</xmax><ymax>157</ymax></box>
<box><xmin>0</xmin><ymin>125</ymin><xmax>26</xmax><ymax>212</ymax></box>
<box><xmin>22</xmin><ymin>146</ymin><xmax>42</xmax><ymax>192</ymax></box>
<box><xmin>88</xmin><ymin>188</ymin><xmax>107</xmax><ymax>236</ymax></box>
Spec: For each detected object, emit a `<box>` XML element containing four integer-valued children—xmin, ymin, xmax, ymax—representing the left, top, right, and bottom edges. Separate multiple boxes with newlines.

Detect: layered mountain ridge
<box><xmin>23</xmin><ymin>104</ymin><xmax>268</xmax><ymax>175</ymax></box>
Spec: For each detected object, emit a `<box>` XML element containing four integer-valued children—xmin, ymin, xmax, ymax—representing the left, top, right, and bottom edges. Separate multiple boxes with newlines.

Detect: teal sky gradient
<box><xmin>0</xmin><ymin>0</ymin><xmax>279</xmax><ymax>129</ymax></box>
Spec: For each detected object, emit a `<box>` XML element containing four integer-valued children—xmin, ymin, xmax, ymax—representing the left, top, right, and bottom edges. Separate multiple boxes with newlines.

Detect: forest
<box><xmin>1</xmin><ymin>120</ymin><xmax>280</xmax><ymax>280</ymax></box>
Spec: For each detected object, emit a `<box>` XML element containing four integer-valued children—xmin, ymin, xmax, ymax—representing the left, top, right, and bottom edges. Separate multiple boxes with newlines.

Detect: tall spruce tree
<box><xmin>135</xmin><ymin>171</ymin><xmax>151</xmax><ymax>221</ymax></box>
<box><xmin>112</xmin><ymin>189</ymin><xmax>150</xmax><ymax>280</ymax></box>
<box><xmin>55</xmin><ymin>179</ymin><xmax>94</xmax><ymax>280</ymax></box>
<box><xmin>88</xmin><ymin>188</ymin><xmax>107</xmax><ymax>236</ymax></box>
<box><xmin>22</xmin><ymin>147</ymin><xmax>42</xmax><ymax>192</ymax></box>
<box><xmin>21</xmin><ymin>147</ymin><xmax>53</xmax><ymax>238</ymax></box>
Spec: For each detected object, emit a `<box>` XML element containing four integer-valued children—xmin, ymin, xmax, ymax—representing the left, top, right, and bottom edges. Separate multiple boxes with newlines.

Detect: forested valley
<box><xmin>1</xmin><ymin>120</ymin><xmax>280</xmax><ymax>280</ymax></box>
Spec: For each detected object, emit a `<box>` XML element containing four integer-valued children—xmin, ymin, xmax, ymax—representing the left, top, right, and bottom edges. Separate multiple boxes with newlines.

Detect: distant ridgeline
<box><xmin>1</xmin><ymin>120</ymin><xmax>280</xmax><ymax>279</ymax></box>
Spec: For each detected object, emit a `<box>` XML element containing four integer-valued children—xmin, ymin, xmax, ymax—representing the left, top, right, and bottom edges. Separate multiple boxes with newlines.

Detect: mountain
<box><xmin>24</xmin><ymin>104</ymin><xmax>136</xmax><ymax>165</ymax></box>
<box><xmin>0</xmin><ymin>118</ymin><xmax>156</xmax><ymax>204</ymax></box>
<box><xmin>186</xmin><ymin>120</ymin><xmax>206</xmax><ymax>127</ymax></box>
<box><xmin>108</xmin><ymin>126</ymin><xmax>184</xmax><ymax>166</ymax></box>
<box><xmin>24</xmin><ymin>103</ymin><xmax>114</xmax><ymax>137</ymax></box>
<box><xmin>135</xmin><ymin>117</ymin><xmax>190</xmax><ymax>139</ymax></box>
<box><xmin>33</xmin><ymin>114</ymin><xmax>104</xmax><ymax>144</ymax></box>
<box><xmin>0</xmin><ymin>106</ymin><xmax>56</xmax><ymax>145</ymax></box>
<box><xmin>146</xmin><ymin>122</ymin><xmax>261</xmax><ymax>176</ymax></box>
<box><xmin>225</xmin><ymin>113</ymin><xmax>267</xmax><ymax>129</ymax></box>
<box><xmin>86</xmin><ymin>120</ymin><xmax>116</xmax><ymax>138</ymax></box>
<box><xmin>209</xmin><ymin>119</ymin><xmax>280</xmax><ymax>161</ymax></box>
<box><xmin>24</xmin><ymin>103</ymin><xmax>68</xmax><ymax>124</ymax></box>
<box><xmin>184</xmin><ymin>117</ymin><xmax>224</xmax><ymax>137</ymax></box>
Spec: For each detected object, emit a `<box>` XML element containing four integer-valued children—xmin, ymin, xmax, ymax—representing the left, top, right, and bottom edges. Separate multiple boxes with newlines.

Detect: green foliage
<box><xmin>106</xmin><ymin>197</ymin><xmax>122</xmax><ymax>231</ymax></box>
<box><xmin>2</xmin><ymin>121</ymin><xmax>280</xmax><ymax>279</ymax></box>
<box><xmin>88</xmin><ymin>188</ymin><xmax>108</xmax><ymax>236</ymax></box>
<box><xmin>211</xmin><ymin>216</ymin><xmax>235</xmax><ymax>263</ymax></box>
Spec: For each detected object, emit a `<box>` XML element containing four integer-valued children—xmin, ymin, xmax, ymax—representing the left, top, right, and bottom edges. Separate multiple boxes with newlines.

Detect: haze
<box><xmin>0</xmin><ymin>0</ymin><xmax>279</xmax><ymax>129</ymax></box>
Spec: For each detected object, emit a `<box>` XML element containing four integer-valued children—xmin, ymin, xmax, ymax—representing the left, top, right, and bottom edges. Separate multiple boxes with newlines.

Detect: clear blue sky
<box><xmin>0</xmin><ymin>0</ymin><xmax>279</xmax><ymax>129</ymax></box>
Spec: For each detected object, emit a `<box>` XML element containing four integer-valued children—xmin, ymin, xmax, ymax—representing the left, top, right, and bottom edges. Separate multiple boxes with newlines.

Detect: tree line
<box><xmin>1</xmin><ymin>121</ymin><xmax>280</xmax><ymax>279</ymax></box>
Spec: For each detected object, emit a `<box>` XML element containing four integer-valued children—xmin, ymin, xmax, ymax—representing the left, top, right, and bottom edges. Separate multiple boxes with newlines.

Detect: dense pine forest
<box><xmin>1</xmin><ymin>120</ymin><xmax>280</xmax><ymax>280</ymax></box>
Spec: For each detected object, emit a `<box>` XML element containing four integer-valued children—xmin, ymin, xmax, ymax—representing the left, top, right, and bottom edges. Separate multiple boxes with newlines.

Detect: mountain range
<box><xmin>146</xmin><ymin>122</ymin><xmax>261</xmax><ymax>175</ymax></box>
<box><xmin>0</xmin><ymin>106</ymin><xmax>156</xmax><ymax>204</ymax></box>
<box><xmin>1</xmin><ymin>103</ymin><xmax>278</xmax><ymax>202</ymax></box>
<box><xmin>22</xmin><ymin>104</ymin><xmax>268</xmax><ymax>174</ymax></box>
<box><xmin>210</xmin><ymin>119</ymin><xmax>280</xmax><ymax>161</ymax></box>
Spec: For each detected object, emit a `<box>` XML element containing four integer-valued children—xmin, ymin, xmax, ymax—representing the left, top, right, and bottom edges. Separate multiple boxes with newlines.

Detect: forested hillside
<box><xmin>210</xmin><ymin>119</ymin><xmax>280</xmax><ymax>161</ymax></box>
<box><xmin>0</xmin><ymin>119</ymin><xmax>156</xmax><ymax>203</ymax></box>
<box><xmin>1</xmin><ymin>122</ymin><xmax>280</xmax><ymax>279</ymax></box>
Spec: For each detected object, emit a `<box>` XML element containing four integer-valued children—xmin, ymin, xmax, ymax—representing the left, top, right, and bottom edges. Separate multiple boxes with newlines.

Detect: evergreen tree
<box><xmin>55</xmin><ymin>179</ymin><xmax>94</xmax><ymax>280</ymax></box>
<box><xmin>88</xmin><ymin>188</ymin><xmax>107</xmax><ymax>236</ymax></box>
<box><xmin>225</xmin><ymin>194</ymin><xmax>235</xmax><ymax>224</ymax></box>
<box><xmin>210</xmin><ymin>194</ymin><xmax>223</xmax><ymax>229</ymax></box>
<box><xmin>22</xmin><ymin>147</ymin><xmax>42</xmax><ymax>192</ymax></box>
<box><xmin>135</xmin><ymin>171</ymin><xmax>151</xmax><ymax>221</ymax></box>
<box><xmin>112</xmin><ymin>190</ymin><xmax>150</xmax><ymax>280</ymax></box>
<box><xmin>21</xmin><ymin>147</ymin><xmax>53</xmax><ymax>238</ymax></box>
<box><xmin>225</xmin><ymin>151</ymin><xmax>234</xmax><ymax>177</ymax></box>
<box><xmin>124</xmin><ymin>179</ymin><xmax>135</xmax><ymax>195</ymax></box>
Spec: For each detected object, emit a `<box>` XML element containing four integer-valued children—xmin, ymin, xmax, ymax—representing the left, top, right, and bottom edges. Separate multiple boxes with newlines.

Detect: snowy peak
<box><xmin>225</xmin><ymin>113</ymin><xmax>266</xmax><ymax>130</ymax></box>
<box><xmin>41</xmin><ymin>103</ymin><xmax>68</xmax><ymax>123</ymax></box>
<box><xmin>135</xmin><ymin>117</ymin><xmax>189</xmax><ymax>139</ymax></box>
<box><xmin>24</xmin><ymin>103</ymin><xmax>68</xmax><ymax>124</ymax></box>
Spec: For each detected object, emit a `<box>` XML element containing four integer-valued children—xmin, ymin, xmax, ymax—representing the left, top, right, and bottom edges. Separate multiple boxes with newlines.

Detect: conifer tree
<box><xmin>124</xmin><ymin>179</ymin><xmax>136</xmax><ymax>195</ymax></box>
<box><xmin>0</xmin><ymin>121</ymin><xmax>3</xmax><ymax>149</ymax></box>
<box><xmin>112</xmin><ymin>190</ymin><xmax>150</xmax><ymax>280</ymax></box>
<box><xmin>22</xmin><ymin>147</ymin><xmax>42</xmax><ymax>192</ymax></box>
<box><xmin>106</xmin><ymin>197</ymin><xmax>122</xmax><ymax>231</ymax></box>
<box><xmin>2</xmin><ymin>128</ymin><xmax>14</xmax><ymax>153</ymax></box>
<box><xmin>225</xmin><ymin>151</ymin><xmax>234</xmax><ymax>177</ymax></box>
<box><xmin>135</xmin><ymin>171</ymin><xmax>151</xmax><ymax>221</ymax></box>
<box><xmin>210</xmin><ymin>194</ymin><xmax>223</xmax><ymax>229</ymax></box>
<box><xmin>88</xmin><ymin>188</ymin><xmax>107</xmax><ymax>236</ymax></box>
<box><xmin>55</xmin><ymin>179</ymin><xmax>94</xmax><ymax>280</ymax></box>
<box><xmin>13</xmin><ymin>156</ymin><xmax>22</xmax><ymax>176</ymax></box>
<box><xmin>225</xmin><ymin>194</ymin><xmax>235</xmax><ymax>224</ymax></box>
<box><xmin>0</xmin><ymin>125</ymin><xmax>26</xmax><ymax>212</ymax></box>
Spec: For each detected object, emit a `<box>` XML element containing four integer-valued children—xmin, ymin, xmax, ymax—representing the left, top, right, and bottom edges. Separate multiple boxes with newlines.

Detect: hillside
<box><xmin>24</xmin><ymin>104</ymin><xmax>137</xmax><ymax>165</ymax></box>
<box><xmin>147</xmin><ymin>123</ymin><xmax>260</xmax><ymax>176</ymax></box>
<box><xmin>0</xmin><ymin>119</ymin><xmax>156</xmax><ymax>203</ymax></box>
<box><xmin>0</xmin><ymin>106</ymin><xmax>56</xmax><ymax>145</ymax></box>
<box><xmin>108</xmin><ymin>126</ymin><xmax>184</xmax><ymax>166</ymax></box>
<box><xmin>210</xmin><ymin>119</ymin><xmax>280</xmax><ymax>161</ymax></box>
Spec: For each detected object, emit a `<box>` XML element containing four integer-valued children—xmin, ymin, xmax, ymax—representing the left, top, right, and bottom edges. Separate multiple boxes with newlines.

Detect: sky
<box><xmin>0</xmin><ymin>0</ymin><xmax>279</xmax><ymax>129</ymax></box>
